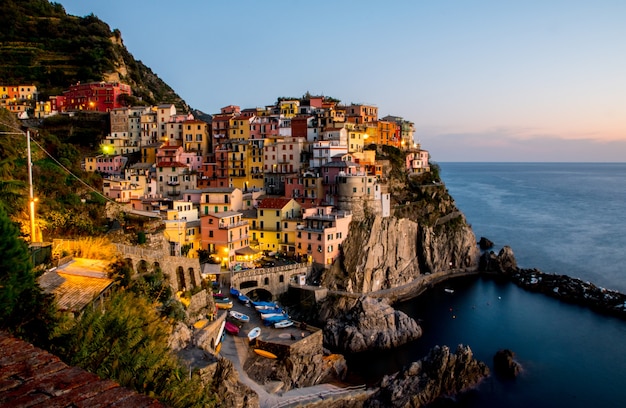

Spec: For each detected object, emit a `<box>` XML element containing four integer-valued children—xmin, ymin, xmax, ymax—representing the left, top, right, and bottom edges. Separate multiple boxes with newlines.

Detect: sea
<box><xmin>348</xmin><ymin>162</ymin><xmax>626</xmax><ymax>407</ymax></box>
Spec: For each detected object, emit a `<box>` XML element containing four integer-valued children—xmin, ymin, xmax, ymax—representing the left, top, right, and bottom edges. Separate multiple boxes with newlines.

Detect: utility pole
<box><xmin>26</xmin><ymin>130</ymin><xmax>38</xmax><ymax>243</ymax></box>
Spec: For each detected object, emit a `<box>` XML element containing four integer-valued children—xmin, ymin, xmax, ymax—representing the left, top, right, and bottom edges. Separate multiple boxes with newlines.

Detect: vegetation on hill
<box><xmin>52</xmin><ymin>291</ymin><xmax>217</xmax><ymax>408</ymax></box>
<box><xmin>0</xmin><ymin>0</ymin><xmax>188</xmax><ymax>110</ymax></box>
<box><xmin>0</xmin><ymin>109</ymin><xmax>110</xmax><ymax>238</ymax></box>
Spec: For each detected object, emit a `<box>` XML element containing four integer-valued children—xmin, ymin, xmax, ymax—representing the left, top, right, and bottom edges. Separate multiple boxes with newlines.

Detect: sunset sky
<box><xmin>57</xmin><ymin>0</ymin><xmax>626</xmax><ymax>162</ymax></box>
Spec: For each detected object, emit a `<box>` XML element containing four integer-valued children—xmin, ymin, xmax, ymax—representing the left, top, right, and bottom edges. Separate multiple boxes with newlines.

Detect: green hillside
<box><xmin>0</xmin><ymin>0</ymin><xmax>188</xmax><ymax>110</ymax></box>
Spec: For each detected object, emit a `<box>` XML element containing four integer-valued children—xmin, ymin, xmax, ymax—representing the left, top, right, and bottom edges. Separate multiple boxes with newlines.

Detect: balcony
<box><xmin>218</xmin><ymin>220</ymin><xmax>249</xmax><ymax>229</ymax></box>
<box><xmin>167</xmin><ymin>180</ymin><xmax>180</xmax><ymax>186</ymax></box>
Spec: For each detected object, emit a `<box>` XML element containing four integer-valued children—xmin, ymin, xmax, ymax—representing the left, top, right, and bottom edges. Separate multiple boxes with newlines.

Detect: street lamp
<box><xmin>26</xmin><ymin>130</ymin><xmax>38</xmax><ymax>243</ymax></box>
<box><xmin>1</xmin><ymin>127</ymin><xmax>39</xmax><ymax>242</ymax></box>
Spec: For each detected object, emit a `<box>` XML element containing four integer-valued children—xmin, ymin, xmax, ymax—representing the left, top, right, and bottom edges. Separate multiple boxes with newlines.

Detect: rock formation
<box><xmin>322</xmin><ymin>213</ymin><xmax>479</xmax><ymax>294</ymax></box>
<box><xmin>480</xmin><ymin>245</ymin><xmax>626</xmax><ymax>319</ymax></box>
<box><xmin>198</xmin><ymin>358</ymin><xmax>260</xmax><ymax>408</ymax></box>
<box><xmin>478</xmin><ymin>236</ymin><xmax>494</xmax><ymax>250</ymax></box>
<box><xmin>493</xmin><ymin>349</ymin><xmax>521</xmax><ymax>378</ymax></box>
<box><xmin>244</xmin><ymin>348</ymin><xmax>348</xmax><ymax>392</ymax></box>
<box><xmin>324</xmin><ymin>296</ymin><xmax>422</xmax><ymax>353</ymax></box>
<box><xmin>364</xmin><ymin>344</ymin><xmax>489</xmax><ymax>408</ymax></box>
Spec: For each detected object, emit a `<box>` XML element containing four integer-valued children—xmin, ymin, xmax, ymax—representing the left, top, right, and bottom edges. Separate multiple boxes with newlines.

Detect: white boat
<box><xmin>229</xmin><ymin>310</ymin><xmax>250</xmax><ymax>323</ymax></box>
<box><xmin>444</xmin><ymin>288</ymin><xmax>455</xmax><ymax>294</ymax></box>
<box><xmin>214</xmin><ymin>320</ymin><xmax>226</xmax><ymax>349</ymax></box>
<box><xmin>247</xmin><ymin>327</ymin><xmax>261</xmax><ymax>341</ymax></box>
<box><xmin>260</xmin><ymin>312</ymin><xmax>286</xmax><ymax>320</ymax></box>
<box><xmin>274</xmin><ymin>320</ymin><xmax>294</xmax><ymax>329</ymax></box>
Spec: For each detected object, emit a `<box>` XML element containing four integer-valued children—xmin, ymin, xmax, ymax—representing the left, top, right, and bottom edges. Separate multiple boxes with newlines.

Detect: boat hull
<box><xmin>254</xmin><ymin>349</ymin><xmax>277</xmax><ymax>359</ymax></box>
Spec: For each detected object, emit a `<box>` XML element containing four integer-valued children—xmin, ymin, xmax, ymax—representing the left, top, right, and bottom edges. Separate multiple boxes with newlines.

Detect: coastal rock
<box><xmin>168</xmin><ymin>321</ymin><xmax>192</xmax><ymax>351</ymax></box>
<box><xmin>198</xmin><ymin>357</ymin><xmax>259</xmax><ymax>408</ymax></box>
<box><xmin>478</xmin><ymin>236</ymin><xmax>494</xmax><ymax>250</ymax></box>
<box><xmin>244</xmin><ymin>349</ymin><xmax>348</xmax><ymax>391</ymax></box>
<box><xmin>480</xmin><ymin>248</ymin><xmax>626</xmax><ymax>320</ymax></box>
<box><xmin>493</xmin><ymin>349</ymin><xmax>521</xmax><ymax>378</ymax></box>
<box><xmin>479</xmin><ymin>246</ymin><xmax>517</xmax><ymax>274</ymax></box>
<box><xmin>324</xmin><ymin>296</ymin><xmax>422</xmax><ymax>353</ymax></box>
<box><xmin>364</xmin><ymin>344</ymin><xmax>489</xmax><ymax>408</ymax></box>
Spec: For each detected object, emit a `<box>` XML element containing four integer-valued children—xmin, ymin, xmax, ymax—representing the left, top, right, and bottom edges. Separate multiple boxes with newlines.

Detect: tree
<box><xmin>0</xmin><ymin>205</ymin><xmax>57</xmax><ymax>346</ymax></box>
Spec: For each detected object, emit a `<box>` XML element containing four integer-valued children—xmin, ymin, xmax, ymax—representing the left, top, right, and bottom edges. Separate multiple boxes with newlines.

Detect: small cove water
<box><xmin>348</xmin><ymin>163</ymin><xmax>626</xmax><ymax>407</ymax></box>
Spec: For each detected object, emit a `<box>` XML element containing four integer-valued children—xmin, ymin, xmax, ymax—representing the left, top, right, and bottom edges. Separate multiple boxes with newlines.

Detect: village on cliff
<box><xmin>7</xmin><ymin>81</ymin><xmax>431</xmax><ymax>279</ymax></box>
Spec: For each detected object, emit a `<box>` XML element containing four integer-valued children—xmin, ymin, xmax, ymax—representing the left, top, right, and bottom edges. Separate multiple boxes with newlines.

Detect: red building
<box><xmin>62</xmin><ymin>82</ymin><xmax>131</xmax><ymax>112</ymax></box>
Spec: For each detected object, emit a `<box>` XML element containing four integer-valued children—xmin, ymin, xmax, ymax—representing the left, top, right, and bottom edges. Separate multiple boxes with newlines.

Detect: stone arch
<box><xmin>240</xmin><ymin>280</ymin><xmax>259</xmax><ymax>290</ymax></box>
<box><xmin>123</xmin><ymin>258</ymin><xmax>134</xmax><ymax>272</ymax></box>
<box><xmin>137</xmin><ymin>259</ymin><xmax>149</xmax><ymax>275</ymax></box>
<box><xmin>188</xmin><ymin>267</ymin><xmax>196</xmax><ymax>288</ymax></box>
<box><xmin>176</xmin><ymin>266</ymin><xmax>186</xmax><ymax>291</ymax></box>
<box><xmin>152</xmin><ymin>261</ymin><xmax>161</xmax><ymax>273</ymax></box>
<box><xmin>247</xmin><ymin>288</ymin><xmax>273</xmax><ymax>301</ymax></box>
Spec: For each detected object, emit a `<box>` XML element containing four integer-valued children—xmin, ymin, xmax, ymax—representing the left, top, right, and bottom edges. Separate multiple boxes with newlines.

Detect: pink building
<box><xmin>296</xmin><ymin>206</ymin><xmax>352</xmax><ymax>267</ymax></box>
<box><xmin>406</xmin><ymin>149</ymin><xmax>430</xmax><ymax>174</ymax></box>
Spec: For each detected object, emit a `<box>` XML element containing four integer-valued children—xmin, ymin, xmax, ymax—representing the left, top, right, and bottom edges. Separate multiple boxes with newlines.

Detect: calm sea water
<box><xmin>349</xmin><ymin>163</ymin><xmax>626</xmax><ymax>407</ymax></box>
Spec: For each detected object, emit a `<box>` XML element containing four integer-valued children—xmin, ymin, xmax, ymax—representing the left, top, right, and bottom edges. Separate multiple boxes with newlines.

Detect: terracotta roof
<box><xmin>0</xmin><ymin>331</ymin><xmax>166</xmax><ymax>407</ymax></box>
<box><xmin>258</xmin><ymin>197</ymin><xmax>293</xmax><ymax>209</ymax></box>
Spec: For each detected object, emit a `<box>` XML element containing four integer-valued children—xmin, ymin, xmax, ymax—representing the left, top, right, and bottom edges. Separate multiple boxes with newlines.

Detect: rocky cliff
<box><xmin>364</xmin><ymin>344</ymin><xmax>489</xmax><ymax>408</ymax></box>
<box><xmin>324</xmin><ymin>296</ymin><xmax>422</xmax><ymax>353</ymax></box>
<box><xmin>321</xmin><ymin>212</ymin><xmax>478</xmax><ymax>295</ymax></box>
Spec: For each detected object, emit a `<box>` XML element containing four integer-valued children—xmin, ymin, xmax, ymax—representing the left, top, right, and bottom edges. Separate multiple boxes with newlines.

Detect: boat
<box><xmin>228</xmin><ymin>310</ymin><xmax>250</xmax><ymax>323</ymax></box>
<box><xmin>258</xmin><ymin>307</ymin><xmax>284</xmax><ymax>315</ymax></box>
<box><xmin>262</xmin><ymin>315</ymin><xmax>289</xmax><ymax>325</ymax></box>
<box><xmin>444</xmin><ymin>288</ymin><xmax>455</xmax><ymax>294</ymax></box>
<box><xmin>214</xmin><ymin>320</ymin><xmax>226</xmax><ymax>349</ymax></box>
<box><xmin>252</xmin><ymin>301</ymin><xmax>278</xmax><ymax>310</ymax></box>
<box><xmin>230</xmin><ymin>287</ymin><xmax>241</xmax><ymax>297</ymax></box>
<box><xmin>213</xmin><ymin>293</ymin><xmax>229</xmax><ymax>300</ymax></box>
<box><xmin>193</xmin><ymin>319</ymin><xmax>208</xmax><ymax>329</ymax></box>
<box><xmin>215</xmin><ymin>298</ymin><xmax>233</xmax><ymax>309</ymax></box>
<box><xmin>247</xmin><ymin>327</ymin><xmax>261</xmax><ymax>341</ymax></box>
<box><xmin>215</xmin><ymin>342</ymin><xmax>222</xmax><ymax>354</ymax></box>
<box><xmin>224</xmin><ymin>321</ymin><xmax>240</xmax><ymax>335</ymax></box>
<box><xmin>238</xmin><ymin>293</ymin><xmax>251</xmax><ymax>305</ymax></box>
<box><xmin>274</xmin><ymin>320</ymin><xmax>294</xmax><ymax>329</ymax></box>
<box><xmin>253</xmin><ymin>349</ymin><xmax>277</xmax><ymax>359</ymax></box>
<box><xmin>260</xmin><ymin>311</ymin><xmax>287</xmax><ymax>320</ymax></box>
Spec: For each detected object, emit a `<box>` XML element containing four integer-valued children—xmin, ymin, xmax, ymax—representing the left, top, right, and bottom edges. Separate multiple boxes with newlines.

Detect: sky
<box><xmin>55</xmin><ymin>0</ymin><xmax>626</xmax><ymax>162</ymax></box>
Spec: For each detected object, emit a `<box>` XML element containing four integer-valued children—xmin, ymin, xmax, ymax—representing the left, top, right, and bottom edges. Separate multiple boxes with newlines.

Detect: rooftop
<box><xmin>0</xmin><ymin>331</ymin><xmax>166</xmax><ymax>407</ymax></box>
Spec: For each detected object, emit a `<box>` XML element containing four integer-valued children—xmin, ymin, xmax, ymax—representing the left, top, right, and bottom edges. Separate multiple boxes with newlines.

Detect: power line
<box><xmin>0</xmin><ymin>120</ymin><xmax>119</xmax><ymax>205</ymax></box>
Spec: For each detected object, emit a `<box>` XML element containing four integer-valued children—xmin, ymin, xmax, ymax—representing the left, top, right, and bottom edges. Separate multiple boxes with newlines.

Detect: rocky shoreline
<box><xmin>480</xmin><ymin>246</ymin><xmax>626</xmax><ymax>320</ymax></box>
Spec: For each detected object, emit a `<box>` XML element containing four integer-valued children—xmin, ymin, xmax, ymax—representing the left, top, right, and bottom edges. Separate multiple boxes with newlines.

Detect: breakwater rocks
<box><xmin>364</xmin><ymin>344</ymin><xmax>489</xmax><ymax>408</ymax></box>
<box><xmin>324</xmin><ymin>296</ymin><xmax>422</xmax><ymax>353</ymax></box>
<box><xmin>480</xmin><ymin>246</ymin><xmax>626</xmax><ymax>319</ymax></box>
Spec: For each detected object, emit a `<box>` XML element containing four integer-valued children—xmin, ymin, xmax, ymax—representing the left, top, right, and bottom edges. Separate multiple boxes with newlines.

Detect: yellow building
<box><xmin>346</xmin><ymin>123</ymin><xmax>368</xmax><ymax>153</ymax></box>
<box><xmin>229</xmin><ymin>115</ymin><xmax>253</xmax><ymax>140</ymax></box>
<box><xmin>183</xmin><ymin>119</ymin><xmax>210</xmax><ymax>156</ymax></box>
<box><xmin>251</xmin><ymin>198</ymin><xmax>301</xmax><ymax>253</ymax></box>
<box><xmin>279</xmin><ymin>100</ymin><xmax>299</xmax><ymax>118</ymax></box>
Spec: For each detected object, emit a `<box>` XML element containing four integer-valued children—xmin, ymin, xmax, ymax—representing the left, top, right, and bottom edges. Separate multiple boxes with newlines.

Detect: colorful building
<box><xmin>63</xmin><ymin>82</ymin><xmax>131</xmax><ymax>112</ymax></box>
<box><xmin>296</xmin><ymin>206</ymin><xmax>352</xmax><ymax>267</ymax></box>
